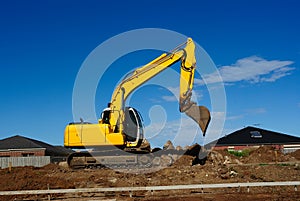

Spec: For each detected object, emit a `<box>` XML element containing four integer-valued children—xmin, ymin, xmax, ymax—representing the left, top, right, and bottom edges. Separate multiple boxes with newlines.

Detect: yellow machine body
<box><xmin>64</xmin><ymin>38</ymin><xmax>210</xmax><ymax>151</ymax></box>
<box><xmin>64</xmin><ymin>123</ymin><xmax>125</xmax><ymax>148</ymax></box>
<box><xmin>64</xmin><ymin>38</ymin><xmax>211</xmax><ymax>168</ymax></box>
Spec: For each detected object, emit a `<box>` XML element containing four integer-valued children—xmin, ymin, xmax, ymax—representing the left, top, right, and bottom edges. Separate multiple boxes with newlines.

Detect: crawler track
<box><xmin>67</xmin><ymin>144</ymin><xmax>207</xmax><ymax>169</ymax></box>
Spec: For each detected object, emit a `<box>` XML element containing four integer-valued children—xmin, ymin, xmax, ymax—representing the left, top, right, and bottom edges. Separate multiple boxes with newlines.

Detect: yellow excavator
<box><xmin>64</xmin><ymin>38</ymin><xmax>211</xmax><ymax>168</ymax></box>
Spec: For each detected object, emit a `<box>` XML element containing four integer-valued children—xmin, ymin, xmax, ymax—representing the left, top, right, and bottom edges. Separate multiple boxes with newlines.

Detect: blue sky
<box><xmin>0</xmin><ymin>0</ymin><xmax>299</xmax><ymax>147</ymax></box>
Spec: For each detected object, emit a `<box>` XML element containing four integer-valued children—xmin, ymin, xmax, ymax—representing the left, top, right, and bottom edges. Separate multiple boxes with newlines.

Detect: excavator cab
<box><xmin>123</xmin><ymin>107</ymin><xmax>144</xmax><ymax>145</ymax></box>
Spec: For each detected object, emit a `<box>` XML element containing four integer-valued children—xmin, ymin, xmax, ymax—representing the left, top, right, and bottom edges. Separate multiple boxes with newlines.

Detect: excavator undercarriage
<box><xmin>67</xmin><ymin>143</ymin><xmax>207</xmax><ymax>169</ymax></box>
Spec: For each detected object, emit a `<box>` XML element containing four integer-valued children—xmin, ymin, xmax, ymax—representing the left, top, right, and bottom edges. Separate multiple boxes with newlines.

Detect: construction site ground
<box><xmin>0</xmin><ymin>146</ymin><xmax>300</xmax><ymax>201</ymax></box>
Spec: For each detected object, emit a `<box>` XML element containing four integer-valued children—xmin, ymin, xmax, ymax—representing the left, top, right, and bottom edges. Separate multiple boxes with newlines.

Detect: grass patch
<box><xmin>276</xmin><ymin>163</ymin><xmax>291</xmax><ymax>167</ymax></box>
<box><xmin>228</xmin><ymin>149</ymin><xmax>251</xmax><ymax>157</ymax></box>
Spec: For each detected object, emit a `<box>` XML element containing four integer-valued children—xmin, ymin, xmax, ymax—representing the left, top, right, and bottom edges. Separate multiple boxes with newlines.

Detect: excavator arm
<box><xmin>64</xmin><ymin>38</ymin><xmax>211</xmax><ymax>169</ymax></box>
<box><xmin>107</xmin><ymin>38</ymin><xmax>211</xmax><ymax>137</ymax></box>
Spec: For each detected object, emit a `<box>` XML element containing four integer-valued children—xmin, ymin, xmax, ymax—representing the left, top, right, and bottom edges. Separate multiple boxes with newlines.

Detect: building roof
<box><xmin>0</xmin><ymin>135</ymin><xmax>73</xmax><ymax>156</ymax></box>
<box><xmin>208</xmin><ymin>126</ymin><xmax>300</xmax><ymax>147</ymax></box>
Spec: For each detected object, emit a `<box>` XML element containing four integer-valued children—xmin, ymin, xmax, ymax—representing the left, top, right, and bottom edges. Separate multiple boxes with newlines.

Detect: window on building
<box><xmin>250</xmin><ymin>131</ymin><xmax>262</xmax><ymax>138</ymax></box>
<box><xmin>22</xmin><ymin>153</ymin><xmax>35</xmax><ymax>157</ymax></box>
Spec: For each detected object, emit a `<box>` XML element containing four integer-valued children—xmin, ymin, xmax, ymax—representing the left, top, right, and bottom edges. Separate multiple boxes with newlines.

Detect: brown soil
<box><xmin>0</xmin><ymin>146</ymin><xmax>299</xmax><ymax>201</ymax></box>
<box><xmin>291</xmin><ymin>149</ymin><xmax>300</xmax><ymax>160</ymax></box>
<box><xmin>242</xmin><ymin>146</ymin><xmax>296</xmax><ymax>164</ymax></box>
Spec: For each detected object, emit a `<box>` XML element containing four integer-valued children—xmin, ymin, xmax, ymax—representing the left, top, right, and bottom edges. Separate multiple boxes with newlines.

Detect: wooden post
<box><xmin>47</xmin><ymin>184</ymin><xmax>50</xmax><ymax>201</ymax></box>
<box><xmin>8</xmin><ymin>162</ymin><xmax>12</xmax><ymax>172</ymax></box>
<box><xmin>247</xmin><ymin>181</ymin><xmax>250</xmax><ymax>193</ymax></box>
<box><xmin>129</xmin><ymin>190</ymin><xmax>132</xmax><ymax>198</ymax></box>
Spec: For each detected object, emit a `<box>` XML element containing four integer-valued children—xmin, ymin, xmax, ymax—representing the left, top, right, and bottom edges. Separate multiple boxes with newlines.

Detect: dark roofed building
<box><xmin>207</xmin><ymin>126</ymin><xmax>300</xmax><ymax>153</ymax></box>
<box><xmin>0</xmin><ymin>135</ymin><xmax>73</xmax><ymax>158</ymax></box>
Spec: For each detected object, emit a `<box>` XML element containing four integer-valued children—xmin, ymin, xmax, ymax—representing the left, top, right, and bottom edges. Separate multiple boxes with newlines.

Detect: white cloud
<box><xmin>211</xmin><ymin>111</ymin><xmax>226</xmax><ymax>119</ymax></box>
<box><xmin>245</xmin><ymin>108</ymin><xmax>266</xmax><ymax>115</ymax></box>
<box><xmin>196</xmin><ymin>56</ymin><xmax>294</xmax><ymax>85</ymax></box>
<box><xmin>169</xmin><ymin>87</ymin><xmax>204</xmax><ymax>104</ymax></box>
<box><xmin>162</xmin><ymin>95</ymin><xmax>177</xmax><ymax>102</ymax></box>
<box><xmin>160</xmin><ymin>87</ymin><xmax>179</xmax><ymax>102</ymax></box>
<box><xmin>144</xmin><ymin>121</ymin><xmax>166</xmax><ymax>139</ymax></box>
<box><xmin>145</xmin><ymin>117</ymin><xmax>199</xmax><ymax>147</ymax></box>
<box><xmin>145</xmin><ymin>115</ymin><xmax>219</xmax><ymax>147</ymax></box>
<box><xmin>225</xmin><ymin>108</ymin><xmax>266</xmax><ymax>122</ymax></box>
<box><xmin>226</xmin><ymin>114</ymin><xmax>244</xmax><ymax>121</ymax></box>
<box><xmin>160</xmin><ymin>86</ymin><xmax>203</xmax><ymax>103</ymax></box>
<box><xmin>145</xmin><ymin>111</ymin><xmax>228</xmax><ymax>147</ymax></box>
<box><xmin>224</xmin><ymin>108</ymin><xmax>266</xmax><ymax>127</ymax></box>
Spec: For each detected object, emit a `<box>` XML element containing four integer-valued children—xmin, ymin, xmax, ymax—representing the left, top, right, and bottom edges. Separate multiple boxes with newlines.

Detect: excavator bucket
<box><xmin>184</xmin><ymin>105</ymin><xmax>211</xmax><ymax>136</ymax></box>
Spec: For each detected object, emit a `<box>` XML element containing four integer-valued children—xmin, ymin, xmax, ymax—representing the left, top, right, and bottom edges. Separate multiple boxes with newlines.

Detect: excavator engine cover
<box><xmin>184</xmin><ymin>105</ymin><xmax>211</xmax><ymax>136</ymax></box>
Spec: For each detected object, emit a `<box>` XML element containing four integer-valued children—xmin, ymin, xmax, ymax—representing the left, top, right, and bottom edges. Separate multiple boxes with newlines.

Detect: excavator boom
<box><xmin>109</xmin><ymin>38</ymin><xmax>210</xmax><ymax>137</ymax></box>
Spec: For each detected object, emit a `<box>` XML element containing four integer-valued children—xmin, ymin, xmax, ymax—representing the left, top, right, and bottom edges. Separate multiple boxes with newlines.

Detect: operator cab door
<box><xmin>123</xmin><ymin>107</ymin><xmax>144</xmax><ymax>143</ymax></box>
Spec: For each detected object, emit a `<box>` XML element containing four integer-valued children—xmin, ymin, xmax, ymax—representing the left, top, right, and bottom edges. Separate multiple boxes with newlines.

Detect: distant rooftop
<box><xmin>0</xmin><ymin>135</ymin><xmax>73</xmax><ymax>156</ymax></box>
<box><xmin>207</xmin><ymin>126</ymin><xmax>300</xmax><ymax>147</ymax></box>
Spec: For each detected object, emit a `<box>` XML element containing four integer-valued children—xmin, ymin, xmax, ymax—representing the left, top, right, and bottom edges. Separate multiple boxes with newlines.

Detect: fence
<box><xmin>0</xmin><ymin>156</ymin><xmax>50</xmax><ymax>169</ymax></box>
<box><xmin>0</xmin><ymin>181</ymin><xmax>299</xmax><ymax>196</ymax></box>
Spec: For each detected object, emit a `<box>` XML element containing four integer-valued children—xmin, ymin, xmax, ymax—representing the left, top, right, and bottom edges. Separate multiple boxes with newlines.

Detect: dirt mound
<box><xmin>290</xmin><ymin>149</ymin><xmax>300</xmax><ymax>160</ymax></box>
<box><xmin>243</xmin><ymin>146</ymin><xmax>292</xmax><ymax>164</ymax></box>
<box><xmin>172</xmin><ymin>155</ymin><xmax>194</xmax><ymax>167</ymax></box>
<box><xmin>207</xmin><ymin>150</ymin><xmax>243</xmax><ymax>166</ymax></box>
<box><xmin>0</xmin><ymin>165</ymin><xmax>74</xmax><ymax>191</ymax></box>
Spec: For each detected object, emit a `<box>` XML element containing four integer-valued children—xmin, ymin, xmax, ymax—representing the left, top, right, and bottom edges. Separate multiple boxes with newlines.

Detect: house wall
<box><xmin>0</xmin><ymin>148</ymin><xmax>45</xmax><ymax>157</ymax></box>
<box><xmin>212</xmin><ymin>145</ymin><xmax>284</xmax><ymax>151</ymax></box>
<box><xmin>0</xmin><ymin>156</ymin><xmax>50</xmax><ymax>169</ymax></box>
<box><xmin>283</xmin><ymin>144</ymin><xmax>300</xmax><ymax>154</ymax></box>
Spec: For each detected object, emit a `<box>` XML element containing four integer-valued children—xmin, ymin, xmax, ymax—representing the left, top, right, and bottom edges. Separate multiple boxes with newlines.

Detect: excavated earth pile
<box><xmin>0</xmin><ymin>145</ymin><xmax>299</xmax><ymax>201</ymax></box>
